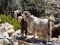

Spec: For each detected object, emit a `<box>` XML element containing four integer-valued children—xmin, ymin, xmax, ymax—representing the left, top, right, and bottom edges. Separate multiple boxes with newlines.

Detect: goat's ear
<box><xmin>23</xmin><ymin>11</ymin><xmax>31</xmax><ymax>16</ymax></box>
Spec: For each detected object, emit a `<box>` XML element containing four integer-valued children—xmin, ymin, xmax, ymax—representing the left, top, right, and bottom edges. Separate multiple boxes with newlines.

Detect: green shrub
<box><xmin>0</xmin><ymin>14</ymin><xmax>20</xmax><ymax>31</ymax></box>
<box><xmin>11</xmin><ymin>18</ymin><xmax>20</xmax><ymax>31</ymax></box>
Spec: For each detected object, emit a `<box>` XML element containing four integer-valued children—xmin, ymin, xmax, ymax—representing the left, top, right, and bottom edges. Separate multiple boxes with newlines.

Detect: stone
<box><xmin>0</xmin><ymin>39</ymin><xmax>4</xmax><ymax>45</ymax></box>
<box><xmin>58</xmin><ymin>36</ymin><xmax>60</xmax><ymax>40</ymax></box>
<box><xmin>50</xmin><ymin>37</ymin><xmax>58</xmax><ymax>41</ymax></box>
<box><xmin>0</xmin><ymin>27</ymin><xmax>9</xmax><ymax>39</ymax></box>
<box><xmin>1</xmin><ymin>22</ymin><xmax>15</xmax><ymax>34</ymax></box>
<box><xmin>10</xmin><ymin>29</ymin><xmax>21</xmax><ymax>42</ymax></box>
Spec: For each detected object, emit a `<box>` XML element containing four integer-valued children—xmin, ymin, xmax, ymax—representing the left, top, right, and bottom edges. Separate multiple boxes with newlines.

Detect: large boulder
<box><xmin>10</xmin><ymin>29</ymin><xmax>21</xmax><ymax>42</ymax></box>
<box><xmin>1</xmin><ymin>23</ymin><xmax>14</xmax><ymax>33</ymax></box>
<box><xmin>0</xmin><ymin>27</ymin><xmax>9</xmax><ymax>39</ymax></box>
<box><xmin>0</xmin><ymin>27</ymin><xmax>11</xmax><ymax>45</ymax></box>
<box><xmin>44</xmin><ymin>0</ymin><xmax>60</xmax><ymax>16</ymax></box>
<box><xmin>11</xmin><ymin>29</ymin><xmax>21</xmax><ymax>37</ymax></box>
<box><xmin>0</xmin><ymin>22</ymin><xmax>15</xmax><ymax>36</ymax></box>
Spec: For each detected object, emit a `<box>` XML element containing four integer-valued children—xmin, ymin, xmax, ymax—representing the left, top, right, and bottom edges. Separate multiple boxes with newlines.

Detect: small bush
<box><xmin>0</xmin><ymin>14</ymin><xmax>20</xmax><ymax>31</ymax></box>
<box><xmin>11</xmin><ymin>18</ymin><xmax>20</xmax><ymax>31</ymax></box>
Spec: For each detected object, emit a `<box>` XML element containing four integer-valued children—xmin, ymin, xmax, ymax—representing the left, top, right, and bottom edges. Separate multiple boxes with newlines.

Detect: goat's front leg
<box><xmin>33</xmin><ymin>26</ymin><xmax>35</xmax><ymax>38</ymax></box>
<box><xmin>33</xmin><ymin>30</ymin><xmax>35</xmax><ymax>38</ymax></box>
<box><xmin>33</xmin><ymin>28</ymin><xmax>38</xmax><ymax>38</ymax></box>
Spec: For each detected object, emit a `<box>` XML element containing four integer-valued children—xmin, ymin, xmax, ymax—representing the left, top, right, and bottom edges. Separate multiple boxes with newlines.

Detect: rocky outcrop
<box><xmin>44</xmin><ymin>0</ymin><xmax>60</xmax><ymax>15</ymax></box>
<box><xmin>1</xmin><ymin>22</ymin><xmax>14</xmax><ymax>34</ymax></box>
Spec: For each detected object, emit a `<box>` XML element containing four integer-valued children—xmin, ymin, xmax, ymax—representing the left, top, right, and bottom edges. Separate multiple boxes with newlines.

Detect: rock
<box><xmin>11</xmin><ymin>29</ymin><xmax>21</xmax><ymax>36</ymax></box>
<box><xmin>0</xmin><ymin>27</ymin><xmax>9</xmax><ymax>39</ymax></box>
<box><xmin>3</xmin><ymin>23</ymin><xmax>14</xmax><ymax>30</ymax></box>
<box><xmin>10</xmin><ymin>29</ymin><xmax>21</xmax><ymax>42</ymax></box>
<box><xmin>58</xmin><ymin>36</ymin><xmax>60</xmax><ymax>40</ymax></box>
<box><xmin>50</xmin><ymin>37</ymin><xmax>58</xmax><ymax>41</ymax></box>
<box><xmin>0</xmin><ymin>39</ymin><xmax>4</xmax><ymax>45</ymax></box>
<box><xmin>1</xmin><ymin>22</ymin><xmax>15</xmax><ymax>34</ymax></box>
<box><xmin>44</xmin><ymin>0</ymin><xmax>60</xmax><ymax>16</ymax></box>
<box><xmin>7</xmin><ymin>28</ymin><xmax>14</xmax><ymax>34</ymax></box>
<box><xmin>0</xmin><ymin>22</ymin><xmax>15</xmax><ymax>37</ymax></box>
<box><xmin>54</xmin><ymin>23</ymin><xmax>60</xmax><ymax>28</ymax></box>
<box><xmin>46</xmin><ymin>40</ymin><xmax>53</xmax><ymax>45</ymax></box>
<box><xmin>26</xmin><ymin>35</ymin><xmax>34</xmax><ymax>39</ymax></box>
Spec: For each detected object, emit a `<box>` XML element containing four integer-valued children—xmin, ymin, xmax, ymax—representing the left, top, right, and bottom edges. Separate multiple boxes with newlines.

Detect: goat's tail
<box><xmin>48</xmin><ymin>15</ymin><xmax>55</xmax><ymax>22</ymax></box>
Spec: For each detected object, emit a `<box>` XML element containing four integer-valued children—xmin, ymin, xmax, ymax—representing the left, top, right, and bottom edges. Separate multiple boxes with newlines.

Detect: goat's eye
<box><xmin>25</xmin><ymin>13</ymin><xmax>27</xmax><ymax>15</ymax></box>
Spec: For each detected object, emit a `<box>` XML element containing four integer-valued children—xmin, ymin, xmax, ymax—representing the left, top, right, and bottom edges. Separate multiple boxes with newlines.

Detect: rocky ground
<box><xmin>10</xmin><ymin>29</ymin><xmax>60</xmax><ymax>45</ymax></box>
<box><xmin>16</xmin><ymin>35</ymin><xmax>60</xmax><ymax>45</ymax></box>
<box><xmin>0</xmin><ymin>23</ymin><xmax>60</xmax><ymax>45</ymax></box>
